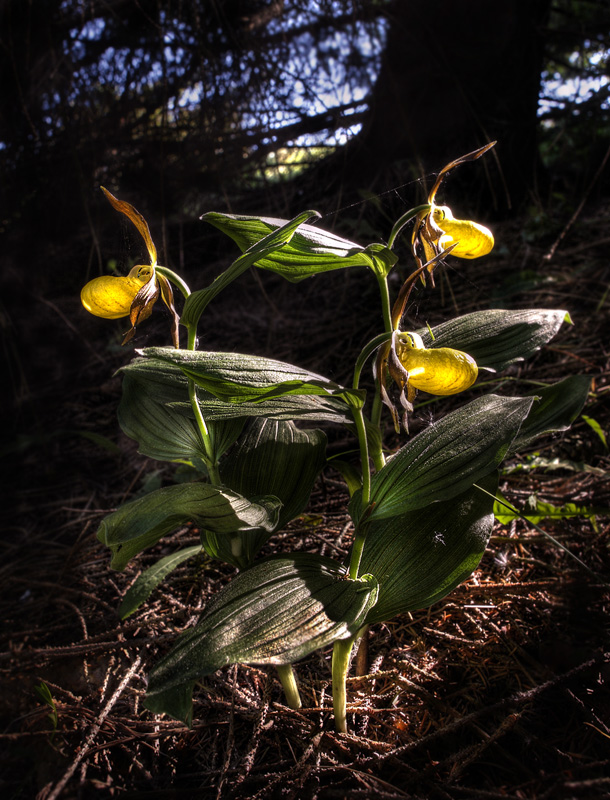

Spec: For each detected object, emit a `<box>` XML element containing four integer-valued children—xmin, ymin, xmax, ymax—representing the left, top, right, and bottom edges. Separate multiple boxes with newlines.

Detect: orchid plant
<box><xmin>82</xmin><ymin>144</ymin><xmax>590</xmax><ymax>732</ymax></box>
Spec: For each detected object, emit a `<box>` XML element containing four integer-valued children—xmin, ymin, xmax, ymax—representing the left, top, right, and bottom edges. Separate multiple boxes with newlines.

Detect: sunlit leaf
<box><xmin>119</xmin><ymin>545</ymin><xmax>204</xmax><ymax>619</ymax></box>
<box><xmin>360</xmin><ymin>475</ymin><xmax>497</xmax><ymax>624</ymax></box>
<box><xmin>417</xmin><ymin>309</ymin><xmax>570</xmax><ymax>371</ymax></box>
<box><xmin>119</xmin><ymin>355</ymin><xmax>352</xmax><ymax>424</ymax></box>
<box><xmin>493</xmin><ymin>493</ymin><xmax>607</xmax><ymax>529</ymax></box>
<box><xmin>97</xmin><ymin>483</ymin><xmax>281</xmax><ymax>570</ymax></box>
<box><xmin>202</xmin><ymin>212</ymin><xmax>373</xmax><ymax>281</ymax></box>
<box><xmin>582</xmin><ymin>414</ymin><xmax>607</xmax><ymax>449</ymax></box>
<box><xmin>181</xmin><ymin>210</ymin><xmax>320</xmax><ymax>327</ymax></box>
<box><xmin>144</xmin><ymin>554</ymin><xmax>378</xmax><ymax>724</ymax></box>
<box><xmin>354</xmin><ymin>395</ymin><xmax>533</xmax><ymax>522</ymax></box>
<box><xmin>508</xmin><ymin>375</ymin><xmax>591</xmax><ymax>453</ymax></box>
<box><xmin>141</xmin><ymin>347</ymin><xmax>362</xmax><ymax>406</ymax></box>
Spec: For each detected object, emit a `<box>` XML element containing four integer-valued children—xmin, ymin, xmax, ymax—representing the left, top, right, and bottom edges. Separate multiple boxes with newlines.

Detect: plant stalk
<box><xmin>276</xmin><ymin>664</ymin><xmax>302</xmax><ymax>709</ymax></box>
<box><xmin>155</xmin><ymin>265</ymin><xmax>191</xmax><ymax>299</ymax></box>
<box><xmin>332</xmin><ymin>635</ymin><xmax>357</xmax><ymax>733</ymax></box>
<box><xmin>183</xmin><ymin>318</ymin><xmax>220</xmax><ymax>483</ymax></box>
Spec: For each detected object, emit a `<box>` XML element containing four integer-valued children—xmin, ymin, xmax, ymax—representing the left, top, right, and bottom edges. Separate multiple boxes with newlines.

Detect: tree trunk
<box><xmin>342</xmin><ymin>0</ymin><xmax>551</xmax><ymax>213</ymax></box>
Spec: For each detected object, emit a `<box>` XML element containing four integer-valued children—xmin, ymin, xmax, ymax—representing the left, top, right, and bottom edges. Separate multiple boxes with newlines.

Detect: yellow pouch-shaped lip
<box><xmin>397</xmin><ymin>339</ymin><xmax>478</xmax><ymax>396</ymax></box>
<box><xmin>81</xmin><ymin>275</ymin><xmax>147</xmax><ymax>319</ymax></box>
<box><xmin>433</xmin><ymin>206</ymin><xmax>494</xmax><ymax>259</ymax></box>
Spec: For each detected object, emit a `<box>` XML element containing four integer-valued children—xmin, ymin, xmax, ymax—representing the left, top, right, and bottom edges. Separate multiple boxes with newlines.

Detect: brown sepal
<box><xmin>157</xmin><ymin>273</ymin><xmax>181</xmax><ymax>349</ymax></box>
<box><xmin>122</xmin><ymin>274</ymin><xmax>159</xmax><ymax>345</ymax></box>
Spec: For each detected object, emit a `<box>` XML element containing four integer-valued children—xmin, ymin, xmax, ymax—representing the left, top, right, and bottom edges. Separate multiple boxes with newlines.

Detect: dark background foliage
<box><xmin>2</xmin><ymin>0</ymin><xmax>609</xmax><ymax>424</ymax></box>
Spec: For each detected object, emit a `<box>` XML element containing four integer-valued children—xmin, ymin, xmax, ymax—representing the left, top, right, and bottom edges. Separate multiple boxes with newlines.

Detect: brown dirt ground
<box><xmin>2</xmin><ymin>202</ymin><xmax>609</xmax><ymax>800</ymax></box>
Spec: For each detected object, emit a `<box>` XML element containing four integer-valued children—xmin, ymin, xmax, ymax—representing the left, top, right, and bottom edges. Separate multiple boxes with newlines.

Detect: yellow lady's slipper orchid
<box><xmin>81</xmin><ymin>189</ymin><xmax>179</xmax><ymax>347</ymax></box>
<box><xmin>380</xmin><ymin>329</ymin><xmax>479</xmax><ymax>432</ymax></box>
<box><xmin>395</xmin><ymin>332</ymin><xmax>478</xmax><ymax>396</ymax></box>
<box><xmin>81</xmin><ymin>266</ymin><xmax>153</xmax><ymax>319</ymax></box>
<box><xmin>410</xmin><ymin>142</ymin><xmax>496</xmax><ymax>269</ymax></box>
<box><xmin>432</xmin><ymin>205</ymin><xmax>494</xmax><ymax>259</ymax></box>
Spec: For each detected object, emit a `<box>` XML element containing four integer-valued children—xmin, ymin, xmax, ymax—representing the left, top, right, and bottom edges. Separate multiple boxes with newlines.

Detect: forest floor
<box><xmin>2</xmin><ymin>202</ymin><xmax>610</xmax><ymax>799</ymax></box>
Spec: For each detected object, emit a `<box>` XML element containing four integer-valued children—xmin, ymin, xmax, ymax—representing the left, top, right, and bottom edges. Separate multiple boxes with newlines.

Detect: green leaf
<box><xmin>97</xmin><ymin>483</ymin><xmax>281</xmax><ymax>570</ymax></box>
<box><xmin>34</xmin><ymin>682</ymin><xmax>58</xmax><ymax>735</ymax></box>
<box><xmin>582</xmin><ymin>414</ymin><xmax>608</xmax><ymax>449</ymax></box>
<box><xmin>224</xmin><ymin>420</ymin><xmax>327</xmax><ymax>526</ymax></box>
<box><xmin>119</xmin><ymin>545</ymin><xmax>204</xmax><ymax>619</ymax></box>
<box><xmin>359</xmin><ymin>395</ymin><xmax>533</xmax><ymax>522</ymax></box>
<box><xmin>144</xmin><ymin>554</ymin><xmax>379</xmax><ymax>724</ymax></box>
<box><xmin>493</xmin><ymin>493</ymin><xmax>607</xmax><ymax>528</ymax></box>
<box><xmin>418</xmin><ymin>309</ymin><xmax>570</xmax><ymax>371</ymax></box>
<box><xmin>120</xmin><ymin>355</ymin><xmax>352</xmax><ymax>425</ymax></box>
<box><xmin>362</xmin><ymin>243</ymin><xmax>399</xmax><ymax>278</ymax></box>
<box><xmin>118</xmin><ymin>371</ymin><xmax>244</xmax><ymax>464</ymax></box>
<box><xmin>202</xmin><ymin>419</ymin><xmax>327</xmax><ymax>567</ymax></box>
<box><xmin>329</xmin><ymin>458</ymin><xmax>362</xmax><ymax>497</ymax></box>
<box><xmin>360</xmin><ymin>475</ymin><xmax>497</xmax><ymax>624</ymax></box>
<box><xmin>141</xmin><ymin>347</ymin><xmax>362</xmax><ymax>406</ymax></box>
<box><xmin>181</xmin><ymin>210</ymin><xmax>320</xmax><ymax>327</ymax></box>
<box><xmin>508</xmin><ymin>375</ymin><xmax>591</xmax><ymax>454</ymax></box>
<box><xmin>503</xmin><ymin>453</ymin><xmax>606</xmax><ymax>476</ymax></box>
<box><xmin>203</xmin><ymin>212</ymin><xmax>373</xmax><ymax>282</ymax></box>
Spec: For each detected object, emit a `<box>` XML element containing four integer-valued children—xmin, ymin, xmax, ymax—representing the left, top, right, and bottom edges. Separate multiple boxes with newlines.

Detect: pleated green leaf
<box><xmin>97</xmin><ymin>483</ymin><xmax>281</xmax><ymax>570</ymax></box>
<box><xmin>144</xmin><ymin>554</ymin><xmax>379</xmax><ymax>724</ymax></box>
<box><xmin>181</xmin><ymin>210</ymin><xmax>320</xmax><ymax>327</ymax></box>
<box><xmin>118</xmin><ymin>371</ymin><xmax>244</xmax><ymax>464</ymax></box>
<box><xmin>202</xmin><ymin>420</ymin><xmax>328</xmax><ymax>567</ymax></box>
<box><xmin>201</xmin><ymin>418</ymin><xmax>327</xmax><ymax>567</ymax></box>
<box><xmin>141</xmin><ymin>347</ymin><xmax>364</xmax><ymax>406</ymax></box>
<box><xmin>202</xmin><ymin>212</ymin><xmax>373</xmax><ymax>282</ymax></box>
<box><xmin>358</xmin><ymin>395</ymin><xmax>533</xmax><ymax>522</ymax></box>
<box><xmin>120</xmin><ymin>355</ymin><xmax>352</xmax><ymax>424</ymax></box>
<box><xmin>508</xmin><ymin>375</ymin><xmax>591</xmax><ymax>454</ymax></box>
<box><xmin>417</xmin><ymin>309</ymin><xmax>570</xmax><ymax>371</ymax></box>
<box><xmin>360</xmin><ymin>475</ymin><xmax>497</xmax><ymax>624</ymax></box>
<box><xmin>119</xmin><ymin>545</ymin><xmax>204</xmax><ymax>619</ymax></box>
<box><xmin>221</xmin><ymin>418</ymin><xmax>327</xmax><ymax>527</ymax></box>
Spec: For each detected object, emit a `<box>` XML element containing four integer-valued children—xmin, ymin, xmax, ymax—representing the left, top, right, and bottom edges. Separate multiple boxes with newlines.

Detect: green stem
<box><xmin>348</xmin><ymin>404</ymin><xmax>374</xmax><ymax>581</ymax></box>
<box><xmin>155</xmin><ymin>265</ymin><xmax>191</xmax><ymax>299</ymax></box>
<box><xmin>375</xmin><ymin>272</ymin><xmax>393</xmax><ymax>335</ymax></box>
<box><xmin>332</xmin><ymin>635</ymin><xmax>357</xmax><ymax>733</ymax></box>
<box><xmin>370</xmin><ymin>389</ymin><xmax>383</xmax><ymax>433</ymax></box>
<box><xmin>186</xmin><ymin>324</ymin><xmax>197</xmax><ymax>351</ymax></box>
<box><xmin>351</xmin><ymin>405</ymin><xmax>371</xmax><ymax>510</ymax></box>
<box><xmin>188</xmin><ymin>378</ymin><xmax>221</xmax><ymax>484</ymax></box>
<box><xmin>276</xmin><ymin>664</ymin><xmax>302</xmax><ymax>710</ymax></box>
<box><xmin>162</xmin><ymin>269</ymin><xmax>219</xmax><ymax>482</ymax></box>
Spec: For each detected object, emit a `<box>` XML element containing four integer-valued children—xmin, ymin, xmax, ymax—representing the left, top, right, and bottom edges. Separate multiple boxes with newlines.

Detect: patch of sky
<box><xmin>539</xmin><ymin>46</ymin><xmax>610</xmax><ymax>116</ymax></box>
<box><xmin>59</xmin><ymin>3</ymin><xmax>385</xmax><ymax>150</ymax></box>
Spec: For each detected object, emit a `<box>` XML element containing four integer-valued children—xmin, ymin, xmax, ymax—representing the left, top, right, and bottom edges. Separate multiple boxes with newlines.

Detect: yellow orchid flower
<box><xmin>81</xmin><ymin>188</ymin><xmax>179</xmax><ymax>346</ymax></box>
<box><xmin>432</xmin><ymin>205</ymin><xmax>494</xmax><ymax>259</ymax></box>
<box><xmin>411</xmin><ymin>142</ymin><xmax>496</xmax><ymax>270</ymax></box>
<box><xmin>395</xmin><ymin>332</ymin><xmax>478</xmax><ymax>396</ymax></box>
<box><xmin>81</xmin><ymin>265</ymin><xmax>154</xmax><ymax>319</ymax></box>
<box><xmin>379</xmin><ymin>330</ymin><xmax>479</xmax><ymax>432</ymax></box>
